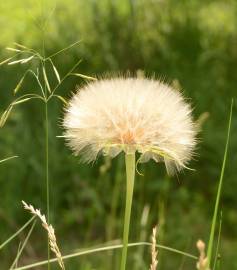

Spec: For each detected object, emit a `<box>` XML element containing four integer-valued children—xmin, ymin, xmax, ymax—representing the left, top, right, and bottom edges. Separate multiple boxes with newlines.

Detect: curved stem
<box><xmin>120</xmin><ymin>153</ymin><xmax>135</xmax><ymax>270</ymax></box>
<box><xmin>13</xmin><ymin>241</ymin><xmax>197</xmax><ymax>270</ymax></box>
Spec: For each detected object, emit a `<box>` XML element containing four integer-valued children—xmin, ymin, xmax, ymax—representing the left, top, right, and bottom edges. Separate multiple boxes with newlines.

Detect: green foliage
<box><xmin>0</xmin><ymin>0</ymin><xmax>236</xmax><ymax>269</ymax></box>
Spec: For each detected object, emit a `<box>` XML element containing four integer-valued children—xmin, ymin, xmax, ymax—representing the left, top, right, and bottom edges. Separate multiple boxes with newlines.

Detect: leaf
<box><xmin>53</xmin><ymin>95</ymin><xmax>68</xmax><ymax>105</ymax></box>
<box><xmin>13</xmin><ymin>76</ymin><xmax>25</xmax><ymax>95</ymax></box>
<box><xmin>70</xmin><ymin>73</ymin><xmax>97</xmax><ymax>81</ymax></box>
<box><xmin>42</xmin><ymin>66</ymin><xmax>51</xmax><ymax>93</ymax></box>
<box><xmin>0</xmin><ymin>106</ymin><xmax>13</xmax><ymax>127</ymax></box>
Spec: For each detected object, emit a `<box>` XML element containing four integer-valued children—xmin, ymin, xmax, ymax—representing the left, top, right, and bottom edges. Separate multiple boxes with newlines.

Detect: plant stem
<box><xmin>0</xmin><ymin>216</ymin><xmax>35</xmax><ymax>250</ymax></box>
<box><xmin>14</xmin><ymin>241</ymin><xmax>197</xmax><ymax>270</ymax></box>
<box><xmin>9</xmin><ymin>220</ymin><xmax>37</xmax><ymax>269</ymax></box>
<box><xmin>207</xmin><ymin>99</ymin><xmax>233</xmax><ymax>268</ymax></box>
<box><xmin>120</xmin><ymin>153</ymin><xmax>135</xmax><ymax>270</ymax></box>
<box><xmin>45</xmin><ymin>101</ymin><xmax>50</xmax><ymax>270</ymax></box>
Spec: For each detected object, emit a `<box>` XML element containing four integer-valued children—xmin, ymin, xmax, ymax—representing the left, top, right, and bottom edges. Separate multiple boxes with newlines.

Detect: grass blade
<box><xmin>207</xmin><ymin>99</ymin><xmax>233</xmax><ymax>268</ymax></box>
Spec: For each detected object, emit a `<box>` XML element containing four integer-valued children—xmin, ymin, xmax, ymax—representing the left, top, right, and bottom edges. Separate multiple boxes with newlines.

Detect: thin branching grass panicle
<box><xmin>63</xmin><ymin>77</ymin><xmax>197</xmax><ymax>175</ymax></box>
<box><xmin>22</xmin><ymin>201</ymin><xmax>65</xmax><ymax>270</ymax></box>
<box><xmin>150</xmin><ymin>226</ymin><xmax>158</xmax><ymax>270</ymax></box>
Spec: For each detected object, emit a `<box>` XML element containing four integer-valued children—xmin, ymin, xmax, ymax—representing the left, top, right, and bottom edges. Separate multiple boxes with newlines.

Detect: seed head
<box><xmin>63</xmin><ymin>77</ymin><xmax>197</xmax><ymax>174</ymax></box>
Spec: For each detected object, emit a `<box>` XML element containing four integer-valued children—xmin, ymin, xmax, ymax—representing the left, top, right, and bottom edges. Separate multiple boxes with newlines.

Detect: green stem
<box><xmin>45</xmin><ymin>101</ymin><xmax>50</xmax><ymax>270</ymax></box>
<box><xmin>9</xmin><ymin>220</ymin><xmax>37</xmax><ymax>269</ymax></box>
<box><xmin>120</xmin><ymin>153</ymin><xmax>135</xmax><ymax>270</ymax></box>
<box><xmin>207</xmin><ymin>99</ymin><xmax>233</xmax><ymax>268</ymax></box>
<box><xmin>0</xmin><ymin>216</ymin><xmax>35</xmax><ymax>250</ymax></box>
<box><xmin>14</xmin><ymin>241</ymin><xmax>197</xmax><ymax>270</ymax></box>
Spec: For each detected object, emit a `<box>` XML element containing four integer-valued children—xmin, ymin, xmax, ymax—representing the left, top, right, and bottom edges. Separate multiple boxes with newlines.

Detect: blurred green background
<box><xmin>0</xmin><ymin>0</ymin><xmax>236</xmax><ymax>269</ymax></box>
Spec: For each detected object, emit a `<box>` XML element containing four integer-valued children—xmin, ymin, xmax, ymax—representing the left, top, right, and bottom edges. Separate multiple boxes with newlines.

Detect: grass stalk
<box><xmin>207</xmin><ymin>99</ymin><xmax>233</xmax><ymax>268</ymax></box>
<box><xmin>213</xmin><ymin>212</ymin><xmax>222</xmax><ymax>270</ymax></box>
<box><xmin>9</xmin><ymin>220</ymin><xmax>36</xmax><ymax>269</ymax></box>
<box><xmin>0</xmin><ymin>216</ymin><xmax>35</xmax><ymax>250</ymax></box>
<box><xmin>40</xmin><ymin>1</ymin><xmax>51</xmax><ymax>266</ymax></box>
<box><xmin>120</xmin><ymin>153</ymin><xmax>136</xmax><ymax>270</ymax></box>
<box><xmin>14</xmin><ymin>241</ymin><xmax>197</xmax><ymax>270</ymax></box>
<box><xmin>44</xmin><ymin>99</ymin><xmax>51</xmax><ymax>270</ymax></box>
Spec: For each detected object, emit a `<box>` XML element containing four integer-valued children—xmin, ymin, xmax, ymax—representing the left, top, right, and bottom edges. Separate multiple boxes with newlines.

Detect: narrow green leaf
<box><xmin>207</xmin><ymin>99</ymin><xmax>233</xmax><ymax>268</ymax></box>
<box><xmin>70</xmin><ymin>73</ymin><xmax>97</xmax><ymax>81</ymax></box>
<box><xmin>42</xmin><ymin>66</ymin><xmax>51</xmax><ymax>93</ymax></box>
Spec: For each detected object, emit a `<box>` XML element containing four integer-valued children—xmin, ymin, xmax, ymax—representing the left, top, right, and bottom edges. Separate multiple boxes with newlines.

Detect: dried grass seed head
<box><xmin>63</xmin><ymin>77</ymin><xmax>197</xmax><ymax>174</ymax></box>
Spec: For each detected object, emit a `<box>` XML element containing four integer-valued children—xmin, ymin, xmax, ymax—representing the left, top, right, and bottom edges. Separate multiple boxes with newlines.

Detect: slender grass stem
<box><xmin>9</xmin><ymin>220</ymin><xmax>37</xmax><ymax>269</ymax></box>
<box><xmin>13</xmin><ymin>241</ymin><xmax>197</xmax><ymax>270</ymax></box>
<box><xmin>45</xmin><ymin>100</ymin><xmax>50</xmax><ymax>270</ymax></box>
<box><xmin>213</xmin><ymin>212</ymin><xmax>222</xmax><ymax>270</ymax></box>
<box><xmin>0</xmin><ymin>216</ymin><xmax>35</xmax><ymax>250</ymax></box>
<box><xmin>207</xmin><ymin>99</ymin><xmax>233</xmax><ymax>268</ymax></box>
<box><xmin>40</xmin><ymin>1</ymin><xmax>51</xmax><ymax>267</ymax></box>
<box><xmin>120</xmin><ymin>153</ymin><xmax>136</xmax><ymax>270</ymax></box>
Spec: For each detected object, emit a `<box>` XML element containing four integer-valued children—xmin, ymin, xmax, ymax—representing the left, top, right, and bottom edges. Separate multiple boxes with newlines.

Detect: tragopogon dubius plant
<box><xmin>62</xmin><ymin>77</ymin><xmax>197</xmax><ymax>270</ymax></box>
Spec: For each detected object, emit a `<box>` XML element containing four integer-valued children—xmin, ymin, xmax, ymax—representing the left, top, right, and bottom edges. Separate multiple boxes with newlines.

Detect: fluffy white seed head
<box><xmin>63</xmin><ymin>77</ymin><xmax>197</xmax><ymax>174</ymax></box>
